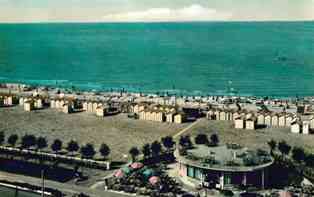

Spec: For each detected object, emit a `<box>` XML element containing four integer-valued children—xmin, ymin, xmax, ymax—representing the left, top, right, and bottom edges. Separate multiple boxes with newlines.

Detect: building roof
<box><xmin>178</xmin><ymin>145</ymin><xmax>273</xmax><ymax>172</ymax></box>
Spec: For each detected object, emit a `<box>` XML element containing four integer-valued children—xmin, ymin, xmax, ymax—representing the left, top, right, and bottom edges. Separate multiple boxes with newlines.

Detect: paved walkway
<box><xmin>173</xmin><ymin>119</ymin><xmax>201</xmax><ymax>139</ymax></box>
<box><xmin>0</xmin><ymin>171</ymin><xmax>134</xmax><ymax>197</ymax></box>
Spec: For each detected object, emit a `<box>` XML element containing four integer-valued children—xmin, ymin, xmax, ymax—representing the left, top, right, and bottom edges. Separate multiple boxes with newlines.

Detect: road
<box><xmin>173</xmin><ymin>119</ymin><xmax>201</xmax><ymax>139</ymax></box>
<box><xmin>0</xmin><ymin>171</ymin><xmax>137</xmax><ymax>197</ymax></box>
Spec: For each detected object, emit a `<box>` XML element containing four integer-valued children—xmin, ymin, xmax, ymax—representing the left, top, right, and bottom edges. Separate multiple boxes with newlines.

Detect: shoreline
<box><xmin>1</xmin><ymin>82</ymin><xmax>313</xmax><ymax>100</ymax></box>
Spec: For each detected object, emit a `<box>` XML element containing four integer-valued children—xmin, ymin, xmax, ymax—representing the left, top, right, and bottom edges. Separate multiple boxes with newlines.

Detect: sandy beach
<box><xmin>0</xmin><ymin>106</ymin><xmax>188</xmax><ymax>161</ymax></box>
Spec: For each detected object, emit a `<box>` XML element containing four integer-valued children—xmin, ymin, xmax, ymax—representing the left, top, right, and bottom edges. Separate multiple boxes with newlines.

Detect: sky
<box><xmin>0</xmin><ymin>0</ymin><xmax>314</xmax><ymax>23</ymax></box>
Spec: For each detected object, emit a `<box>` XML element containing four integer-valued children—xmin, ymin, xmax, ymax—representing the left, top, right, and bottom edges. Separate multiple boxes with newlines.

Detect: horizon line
<box><xmin>0</xmin><ymin>19</ymin><xmax>314</xmax><ymax>25</ymax></box>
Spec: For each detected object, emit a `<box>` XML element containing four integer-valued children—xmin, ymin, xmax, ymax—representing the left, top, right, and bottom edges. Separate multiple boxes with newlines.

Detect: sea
<box><xmin>0</xmin><ymin>22</ymin><xmax>314</xmax><ymax>97</ymax></box>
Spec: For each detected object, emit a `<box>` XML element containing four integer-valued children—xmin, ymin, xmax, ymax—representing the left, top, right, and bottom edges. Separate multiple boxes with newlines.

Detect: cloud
<box><xmin>102</xmin><ymin>4</ymin><xmax>232</xmax><ymax>22</ymax></box>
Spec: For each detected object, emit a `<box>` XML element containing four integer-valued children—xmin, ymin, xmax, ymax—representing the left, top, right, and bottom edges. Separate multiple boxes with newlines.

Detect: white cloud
<box><xmin>103</xmin><ymin>4</ymin><xmax>232</xmax><ymax>22</ymax></box>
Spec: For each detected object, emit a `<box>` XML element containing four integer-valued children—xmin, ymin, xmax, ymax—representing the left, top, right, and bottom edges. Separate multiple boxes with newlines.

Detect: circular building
<box><xmin>176</xmin><ymin>144</ymin><xmax>274</xmax><ymax>190</ymax></box>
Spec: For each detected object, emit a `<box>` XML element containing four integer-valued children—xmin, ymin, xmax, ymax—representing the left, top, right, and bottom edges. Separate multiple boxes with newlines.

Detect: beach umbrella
<box><xmin>142</xmin><ymin>169</ymin><xmax>156</xmax><ymax>179</ymax></box>
<box><xmin>130</xmin><ymin>162</ymin><xmax>144</xmax><ymax>169</ymax></box>
<box><xmin>121</xmin><ymin>166</ymin><xmax>131</xmax><ymax>174</ymax></box>
<box><xmin>279</xmin><ymin>191</ymin><xmax>292</xmax><ymax>197</ymax></box>
<box><xmin>114</xmin><ymin>169</ymin><xmax>124</xmax><ymax>178</ymax></box>
<box><xmin>149</xmin><ymin>176</ymin><xmax>160</xmax><ymax>185</ymax></box>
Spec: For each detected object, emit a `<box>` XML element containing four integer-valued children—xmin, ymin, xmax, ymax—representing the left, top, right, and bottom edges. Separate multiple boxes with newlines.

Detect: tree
<box><xmin>210</xmin><ymin>133</ymin><xmax>219</xmax><ymax>147</ymax></box>
<box><xmin>0</xmin><ymin>131</ymin><xmax>5</xmax><ymax>145</ymax></box>
<box><xmin>142</xmin><ymin>144</ymin><xmax>151</xmax><ymax>159</ymax></box>
<box><xmin>80</xmin><ymin>143</ymin><xmax>96</xmax><ymax>159</ymax></box>
<box><xmin>194</xmin><ymin>134</ymin><xmax>209</xmax><ymax>145</ymax></box>
<box><xmin>161</xmin><ymin>136</ymin><xmax>175</xmax><ymax>152</ymax></box>
<box><xmin>99</xmin><ymin>143</ymin><xmax>110</xmax><ymax>160</ymax></box>
<box><xmin>305</xmin><ymin>154</ymin><xmax>314</xmax><ymax>167</ymax></box>
<box><xmin>151</xmin><ymin>141</ymin><xmax>162</xmax><ymax>157</ymax></box>
<box><xmin>66</xmin><ymin>140</ymin><xmax>79</xmax><ymax>156</ymax></box>
<box><xmin>267</xmin><ymin>139</ymin><xmax>277</xmax><ymax>155</ymax></box>
<box><xmin>278</xmin><ymin>140</ymin><xmax>291</xmax><ymax>157</ymax></box>
<box><xmin>36</xmin><ymin>137</ymin><xmax>48</xmax><ymax>151</ymax></box>
<box><xmin>129</xmin><ymin>147</ymin><xmax>140</xmax><ymax>162</ymax></box>
<box><xmin>51</xmin><ymin>139</ymin><xmax>62</xmax><ymax>153</ymax></box>
<box><xmin>292</xmin><ymin>147</ymin><xmax>306</xmax><ymax>163</ymax></box>
<box><xmin>21</xmin><ymin>134</ymin><xmax>37</xmax><ymax>149</ymax></box>
<box><xmin>7</xmin><ymin>134</ymin><xmax>18</xmax><ymax>147</ymax></box>
<box><xmin>179</xmin><ymin>135</ymin><xmax>192</xmax><ymax>149</ymax></box>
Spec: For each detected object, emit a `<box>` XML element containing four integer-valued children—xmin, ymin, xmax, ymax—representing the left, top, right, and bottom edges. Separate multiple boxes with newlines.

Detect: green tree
<box><xmin>292</xmin><ymin>147</ymin><xmax>306</xmax><ymax>163</ymax></box>
<box><xmin>99</xmin><ymin>143</ymin><xmax>110</xmax><ymax>160</ymax></box>
<box><xmin>161</xmin><ymin>136</ymin><xmax>175</xmax><ymax>152</ymax></box>
<box><xmin>305</xmin><ymin>154</ymin><xmax>314</xmax><ymax>167</ymax></box>
<box><xmin>151</xmin><ymin>141</ymin><xmax>162</xmax><ymax>157</ymax></box>
<box><xmin>66</xmin><ymin>140</ymin><xmax>79</xmax><ymax>156</ymax></box>
<box><xmin>7</xmin><ymin>134</ymin><xmax>18</xmax><ymax>147</ymax></box>
<box><xmin>21</xmin><ymin>134</ymin><xmax>36</xmax><ymax>149</ymax></box>
<box><xmin>0</xmin><ymin>131</ymin><xmax>5</xmax><ymax>145</ymax></box>
<box><xmin>210</xmin><ymin>133</ymin><xmax>219</xmax><ymax>147</ymax></box>
<box><xmin>278</xmin><ymin>140</ymin><xmax>291</xmax><ymax>157</ymax></box>
<box><xmin>142</xmin><ymin>144</ymin><xmax>151</xmax><ymax>159</ymax></box>
<box><xmin>129</xmin><ymin>147</ymin><xmax>140</xmax><ymax>162</ymax></box>
<box><xmin>80</xmin><ymin>143</ymin><xmax>96</xmax><ymax>159</ymax></box>
<box><xmin>51</xmin><ymin>139</ymin><xmax>62</xmax><ymax>153</ymax></box>
<box><xmin>36</xmin><ymin>137</ymin><xmax>48</xmax><ymax>151</ymax></box>
<box><xmin>267</xmin><ymin>139</ymin><xmax>277</xmax><ymax>155</ymax></box>
<box><xmin>179</xmin><ymin>135</ymin><xmax>192</xmax><ymax>149</ymax></box>
<box><xmin>194</xmin><ymin>134</ymin><xmax>209</xmax><ymax>145</ymax></box>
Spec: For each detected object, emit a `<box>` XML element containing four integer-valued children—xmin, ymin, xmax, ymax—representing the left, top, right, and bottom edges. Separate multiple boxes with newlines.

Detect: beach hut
<box><xmin>206</xmin><ymin>110</ymin><xmax>215</xmax><ymax>120</ymax></box>
<box><xmin>96</xmin><ymin>106</ymin><xmax>105</xmax><ymax>117</ymax></box>
<box><xmin>214</xmin><ymin>110</ymin><xmax>220</xmax><ymax>121</ymax></box>
<box><xmin>310</xmin><ymin>116</ymin><xmax>314</xmax><ymax>130</ymax></box>
<box><xmin>55</xmin><ymin>100</ymin><xmax>61</xmax><ymax>109</ymax></box>
<box><xmin>83</xmin><ymin>101</ymin><xmax>88</xmax><ymax>111</ymax></box>
<box><xmin>285</xmin><ymin>115</ymin><xmax>294</xmax><ymax>127</ymax></box>
<box><xmin>139</xmin><ymin>110</ymin><xmax>146</xmax><ymax>120</ymax></box>
<box><xmin>234</xmin><ymin>117</ymin><xmax>244</xmax><ymax>129</ymax></box>
<box><xmin>24</xmin><ymin>100</ymin><xmax>34</xmax><ymax>111</ymax></box>
<box><xmin>302</xmin><ymin>121</ymin><xmax>310</xmax><ymax>135</ymax></box>
<box><xmin>19</xmin><ymin>97</ymin><xmax>25</xmax><ymax>106</ymax></box>
<box><xmin>219</xmin><ymin>111</ymin><xmax>227</xmax><ymax>121</ymax></box>
<box><xmin>62</xmin><ymin>103</ymin><xmax>73</xmax><ymax>114</ymax></box>
<box><xmin>155</xmin><ymin>111</ymin><xmax>164</xmax><ymax>122</ymax></box>
<box><xmin>271</xmin><ymin>114</ymin><xmax>279</xmax><ymax>127</ymax></box>
<box><xmin>264</xmin><ymin>114</ymin><xmax>272</xmax><ymax>127</ymax></box>
<box><xmin>166</xmin><ymin>112</ymin><xmax>175</xmax><ymax>123</ymax></box>
<box><xmin>35</xmin><ymin>99</ymin><xmax>43</xmax><ymax>109</ymax></box>
<box><xmin>174</xmin><ymin>113</ymin><xmax>185</xmax><ymax>124</ymax></box>
<box><xmin>232</xmin><ymin>111</ymin><xmax>240</xmax><ymax>121</ymax></box>
<box><xmin>226</xmin><ymin>111</ymin><xmax>233</xmax><ymax>121</ymax></box>
<box><xmin>245</xmin><ymin>117</ymin><xmax>256</xmax><ymax>130</ymax></box>
<box><xmin>278</xmin><ymin>114</ymin><xmax>286</xmax><ymax>127</ymax></box>
<box><xmin>87</xmin><ymin>102</ymin><xmax>93</xmax><ymax>112</ymax></box>
<box><xmin>291</xmin><ymin>121</ymin><xmax>301</xmax><ymax>134</ymax></box>
<box><xmin>257</xmin><ymin>113</ymin><xmax>265</xmax><ymax>125</ymax></box>
<box><xmin>92</xmin><ymin>102</ymin><xmax>98</xmax><ymax>113</ymax></box>
<box><xmin>50</xmin><ymin>99</ymin><xmax>56</xmax><ymax>108</ymax></box>
<box><xmin>0</xmin><ymin>97</ymin><xmax>4</xmax><ymax>107</ymax></box>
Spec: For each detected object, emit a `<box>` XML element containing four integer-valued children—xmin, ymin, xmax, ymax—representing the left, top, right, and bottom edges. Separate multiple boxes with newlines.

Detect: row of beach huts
<box><xmin>206</xmin><ymin>108</ymin><xmax>314</xmax><ymax>134</ymax></box>
<box><xmin>2</xmin><ymin>94</ymin><xmax>187</xmax><ymax>124</ymax></box>
<box><xmin>129</xmin><ymin>103</ymin><xmax>187</xmax><ymax>124</ymax></box>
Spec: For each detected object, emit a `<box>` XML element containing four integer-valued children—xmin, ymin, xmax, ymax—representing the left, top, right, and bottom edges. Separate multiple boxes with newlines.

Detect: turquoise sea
<box><xmin>0</xmin><ymin>22</ymin><xmax>314</xmax><ymax>96</ymax></box>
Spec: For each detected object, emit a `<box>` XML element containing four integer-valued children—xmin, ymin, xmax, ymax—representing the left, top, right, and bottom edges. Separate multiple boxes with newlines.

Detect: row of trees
<box><xmin>267</xmin><ymin>139</ymin><xmax>314</xmax><ymax>167</ymax></box>
<box><xmin>178</xmin><ymin>133</ymin><xmax>220</xmax><ymax>150</ymax></box>
<box><xmin>0</xmin><ymin>131</ymin><xmax>110</xmax><ymax>160</ymax></box>
<box><xmin>129</xmin><ymin>136</ymin><xmax>175</xmax><ymax>162</ymax></box>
